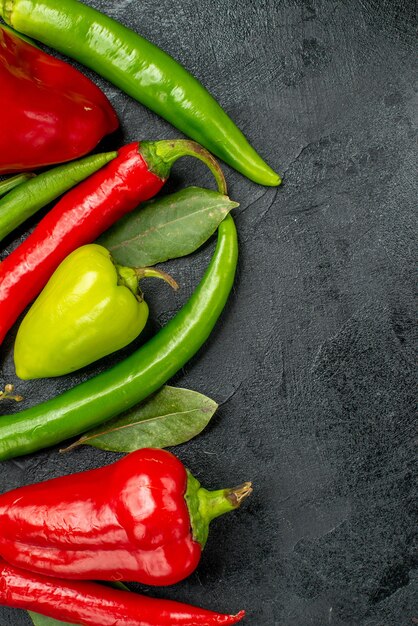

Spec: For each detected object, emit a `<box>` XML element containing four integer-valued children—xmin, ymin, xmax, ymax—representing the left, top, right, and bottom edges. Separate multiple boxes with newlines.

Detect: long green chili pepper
<box><xmin>0</xmin><ymin>214</ymin><xmax>238</xmax><ymax>461</ymax></box>
<box><xmin>0</xmin><ymin>152</ymin><xmax>116</xmax><ymax>242</ymax></box>
<box><xmin>0</xmin><ymin>173</ymin><xmax>34</xmax><ymax>197</ymax></box>
<box><xmin>0</xmin><ymin>0</ymin><xmax>281</xmax><ymax>187</ymax></box>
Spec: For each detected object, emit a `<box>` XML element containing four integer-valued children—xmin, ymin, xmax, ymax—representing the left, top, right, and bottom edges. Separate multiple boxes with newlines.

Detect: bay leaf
<box><xmin>64</xmin><ymin>386</ymin><xmax>218</xmax><ymax>453</ymax></box>
<box><xmin>29</xmin><ymin>612</ymin><xmax>75</xmax><ymax>626</ymax></box>
<box><xmin>98</xmin><ymin>186</ymin><xmax>238</xmax><ymax>267</ymax></box>
<box><xmin>108</xmin><ymin>581</ymin><xmax>130</xmax><ymax>591</ymax></box>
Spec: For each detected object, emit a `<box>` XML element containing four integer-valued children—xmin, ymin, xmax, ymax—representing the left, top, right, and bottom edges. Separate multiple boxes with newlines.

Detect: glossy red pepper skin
<box><xmin>0</xmin><ymin>449</ymin><xmax>230</xmax><ymax>586</ymax></box>
<box><xmin>0</xmin><ymin>25</ymin><xmax>118</xmax><ymax>174</ymax></box>
<box><xmin>0</xmin><ymin>559</ymin><xmax>246</xmax><ymax>625</ymax></box>
<box><xmin>0</xmin><ymin>143</ymin><xmax>163</xmax><ymax>346</ymax></box>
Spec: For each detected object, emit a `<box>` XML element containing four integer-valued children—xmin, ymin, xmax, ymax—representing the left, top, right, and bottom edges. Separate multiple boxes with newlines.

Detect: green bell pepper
<box><xmin>14</xmin><ymin>244</ymin><xmax>177</xmax><ymax>379</ymax></box>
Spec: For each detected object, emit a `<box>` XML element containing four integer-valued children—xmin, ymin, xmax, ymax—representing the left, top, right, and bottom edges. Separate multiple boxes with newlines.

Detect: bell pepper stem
<box><xmin>200</xmin><ymin>482</ymin><xmax>253</xmax><ymax>522</ymax></box>
<box><xmin>135</xmin><ymin>267</ymin><xmax>179</xmax><ymax>291</ymax></box>
<box><xmin>186</xmin><ymin>471</ymin><xmax>252</xmax><ymax>548</ymax></box>
<box><xmin>115</xmin><ymin>264</ymin><xmax>178</xmax><ymax>297</ymax></box>
<box><xmin>139</xmin><ymin>139</ymin><xmax>227</xmax><ymax>195</ymax></box>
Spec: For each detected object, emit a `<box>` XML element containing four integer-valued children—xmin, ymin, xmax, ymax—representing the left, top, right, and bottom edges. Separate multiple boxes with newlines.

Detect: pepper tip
<box><xmin>228</xmin><ymin>609</ymin><xmax>246</xmax><ymax>623</ymax></box>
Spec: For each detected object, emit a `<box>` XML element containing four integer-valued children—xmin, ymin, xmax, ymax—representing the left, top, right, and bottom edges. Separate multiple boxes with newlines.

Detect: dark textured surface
<box><xmin>0</xmin><ymin>0</ymin><xmax>416</xmax><ymax>624</ymax></box>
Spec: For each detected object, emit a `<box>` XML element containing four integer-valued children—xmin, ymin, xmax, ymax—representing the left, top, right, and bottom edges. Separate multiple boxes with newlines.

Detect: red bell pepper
<box><xmin>0</xmin><ymin>139</ymin><xmax>225</xmax><ymax>346</ymax></box>
<box><xmin>0</xmin><ymin>448</ymin><xmax>252</xmax><ymax>586</ymax></box>
<box><xmin>0</xmin><ymin>24</ymin><xmax>118</xmax><ymax>174</ymax></box>
<box><xmin>0</xmin><ymin>559</ymin><xmax>246</xmax><ymax>625</ymax></box>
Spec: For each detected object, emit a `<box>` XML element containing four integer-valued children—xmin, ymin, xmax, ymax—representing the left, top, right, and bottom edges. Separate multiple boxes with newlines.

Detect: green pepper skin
<box><xmin>14</xmin><ymin>244</ymin><xmax>149</xmax><ymax>380</ymax></box>
<box><xmin>0</xmin><ymin>173</ymin><xmax>34</xmax><ymax>198</ymax></box>
<box><xmin>0</xmin><ymin>0</ymin><xmax>280</xmax><ymax>187</ymax></box>
<box><xmin>0</xmin><ymin>153</ymin><xmax>116</xmax><ymax>242</ymax></box>
<box><xmin>0</xmin><ymin>215</ymin><xmax>238</xmax><ymax>461</ymax></box>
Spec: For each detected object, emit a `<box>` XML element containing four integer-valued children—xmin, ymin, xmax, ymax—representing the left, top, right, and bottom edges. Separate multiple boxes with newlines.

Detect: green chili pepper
<box><xmin>0</xmin><ymin>173</ymin><xmax>34</xmax><ymax>197</ymax></box>
<box><xmin>14</xmin><ymin>244</ymin><xmax>178</xmax><ymax>380</ymax></box>
<box><xmin>0</xmin><ymin>214</ymin><xmax>237</xmax><ymax>461</ymax></box>
<box><xmin>0</xmin><ymin>152</ymin><xmax>116</xmax><ymax>242</ymax></box>
<box><xmin>0</xmin><ymin>0</ymin><xmax>281</xmax><ymax>187</ymax></box>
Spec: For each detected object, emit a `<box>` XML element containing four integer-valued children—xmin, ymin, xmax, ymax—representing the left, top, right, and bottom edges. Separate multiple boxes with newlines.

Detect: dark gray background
<box><xmin>0</xmin><ymin>0</ymin><xmax>416</xmax><ymax>624</ymax></box>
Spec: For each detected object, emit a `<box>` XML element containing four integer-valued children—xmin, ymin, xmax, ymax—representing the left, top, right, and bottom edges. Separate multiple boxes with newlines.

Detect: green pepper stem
<box><xmin>139</xmin><ymin>140</ymin><xmax>227</xmax><ymax>195</ymax></box>
<box><xmin>115</xmin><ymin>264</ymin><xmax>178</xmax><ymax>297</ymax></box>
<box><xmin>185</xmin><ymin>471</ymin><xmax>252</xmax><ymax>548</ymax></box>
<box><xmin>134</xmin><ymin>267</ymin><xmax>179</xmax><ymax>291</ymax></box>
<box><xmin>200</xmin><ymin>483</ymin><xmax>253</xmax><ymax>522</ymax></box>
<box><xmin>0</xmin><ymin>173</ymin><xmax>35</xmax><ymax>198</ymax></box>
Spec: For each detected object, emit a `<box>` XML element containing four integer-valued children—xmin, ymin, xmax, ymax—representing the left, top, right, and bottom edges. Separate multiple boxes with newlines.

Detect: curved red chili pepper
<box><xmin>0</xmin><ymin>142</ymin><xmax>162</xmax><ymax>346</ymax></box>
<box><xmin>0</xmin><ymin>559</ymin><xmax>246</xmax><ymax>625</ymax></box>
<box><xmin>0</xmin><ymin>25</ymin><xmax>118</xmax><ymax>173</ymax></box>
<box><xmin>1</xmin><ymin>157</ymin><xmax>140</xmax><ymax>342</ymax></box>
<box><xmin>0</xmin><ymin>139</ymin><xmax>225</xmax><ymax>347</ymax></box>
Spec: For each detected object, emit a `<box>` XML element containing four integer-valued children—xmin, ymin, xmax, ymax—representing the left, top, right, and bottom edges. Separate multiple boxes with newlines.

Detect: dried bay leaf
<box><xmin>29</xmin><ymin>612</ymin><xmax>75</xmax><ymax>626</ymax></box>
<box><xmin>64</xmin><ymin>386</ymin><xmax>218</xmax><ymax>453</ymax></box>
<box><xmin>98</xmin><ymin>186</ymin><xmax>238</xmax><ymax>267</ymax></box>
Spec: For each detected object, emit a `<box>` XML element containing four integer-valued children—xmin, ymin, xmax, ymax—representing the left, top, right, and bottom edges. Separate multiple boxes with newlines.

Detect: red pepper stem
<box><xmin>139</xmin><ymin>139</ymin><xmax>227</xmax><ymax>195</ymax></box>
<box><xmin>202</xmin><ymin>483</ymin><xmax>253</xmax><ymax>522</ymax></box>
<box><xmin>186</xmin><ymin>472</ymin><xmax>252</xmax><ymax>548</ymax></box>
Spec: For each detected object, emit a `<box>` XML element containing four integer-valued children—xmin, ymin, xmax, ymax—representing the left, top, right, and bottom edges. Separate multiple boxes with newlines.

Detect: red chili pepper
<box><xmin>0</xmin><ymin>139</ymin><xmax>225</xmax><ymax>346</ymax></box>
<box><xmin>0</xmin><ymin>559</ymin><xmax>246</xmax><ymax>625</ymax></box>
<box><xmin>0</xmin><ymin>448</ymin><xmax>252</xmax><ymax>586</ymax></box>
<box><xmin>0</xmin><ymin>24</ymin><xmax>118</xmax><ymax>174</ymax></box>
